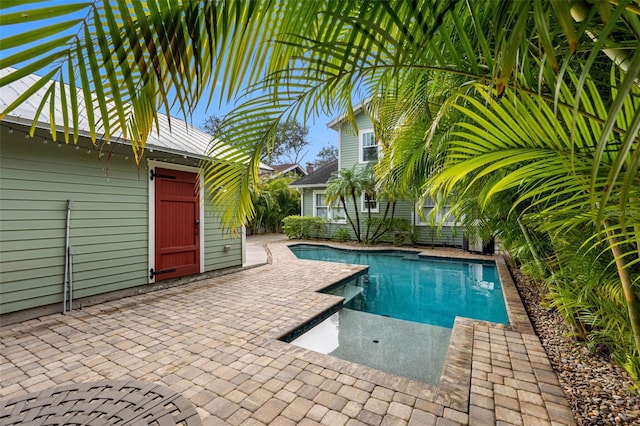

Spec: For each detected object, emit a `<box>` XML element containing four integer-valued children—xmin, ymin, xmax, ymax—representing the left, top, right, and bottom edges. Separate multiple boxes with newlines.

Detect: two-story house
<box><xmin>290</xmin><ymin>106</ymin><xmax>464</xmax><ymax>247</ymax></box>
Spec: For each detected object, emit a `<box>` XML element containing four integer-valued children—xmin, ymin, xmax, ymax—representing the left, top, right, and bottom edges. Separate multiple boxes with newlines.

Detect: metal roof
<box><xmin>0</xmin><ymin>68</ymin><xmax>273</xmax><ymax>170</ymax></box>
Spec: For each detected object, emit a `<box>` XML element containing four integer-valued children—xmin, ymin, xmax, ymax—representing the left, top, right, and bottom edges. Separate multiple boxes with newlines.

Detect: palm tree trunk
<box><xmin>365</xmin><ymin>205</ymin><xmax>372</xmax><ymax>243</ymax></box>
<box><xmin>605</xmin><ymin>225</ymin><xmax>640</xmax><ymax>354</ymax></box>
<box><xmin>371</xmin><ymin>203</ymin><xmax>395</xmax><ymax>242</ymax></box>
<box><xmin>339</xmin><ymin>196</ymin><xmax>358</xmax><ymax>242</ymax></box>
<box><xmin>351</xmin><ymin>189</ymin><xmax>362</xmax><ymax>242</ymax></box>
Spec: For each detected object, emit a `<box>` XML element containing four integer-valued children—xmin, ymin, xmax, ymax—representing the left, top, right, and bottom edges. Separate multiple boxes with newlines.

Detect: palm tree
<box><xmin>2</xmin><ymin>0</ymin><xmax>639</xmax><ymax>367</ymax></box>
<box><xmin>325</xmin><ymin>165</ymin><xmax>366</xmax><ymax>242</ymax></box>
<box><xmin>425</xmin><ymin>74</ymin><xmax>640</xmax><ymax>359</ymax></box>
<box><xmin>2</xmin><ymin>1</ymin><xmax>638</xmax><ymax>230</ymax></box>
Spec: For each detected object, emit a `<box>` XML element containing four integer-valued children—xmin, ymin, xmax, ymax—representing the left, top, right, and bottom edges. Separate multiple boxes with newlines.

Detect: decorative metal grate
<box><xmin>0</xmin><ymin>379</ymin><xmax>201</xmax><ymax>425</ymax></box>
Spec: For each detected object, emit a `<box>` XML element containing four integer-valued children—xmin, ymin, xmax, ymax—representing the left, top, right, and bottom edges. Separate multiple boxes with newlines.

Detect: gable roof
<box><xmin>289</xmin><ymin>160</ymin><xmax>338</xmax><ymax>187</ymax></box>
<box><xmin>270</xmin><ymin>163</ymin><xmax>307</xmax><ymax>176</ymax></box>
<box><xmin>0</xmin><ymin>68</ymin><xmax>273</xmax><ymax>171</ymax></box>
<box><xmin>326</xmin><ymin>102</ymin><xmax>367</xmax><ymax>130</ymax></box>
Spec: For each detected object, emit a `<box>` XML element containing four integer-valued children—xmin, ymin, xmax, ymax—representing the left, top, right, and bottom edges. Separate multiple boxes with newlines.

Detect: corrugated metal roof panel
<box><xmin>0</xmin><ymin>68</ymin><xmax>273</xmax><ymax>171</ymax></box>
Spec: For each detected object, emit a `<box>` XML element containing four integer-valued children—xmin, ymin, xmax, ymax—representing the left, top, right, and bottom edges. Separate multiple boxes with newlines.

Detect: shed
<box><xmin>0</xmin><ymin>69</ymin><xmax>249</xmax><ymax>322</ymax></box>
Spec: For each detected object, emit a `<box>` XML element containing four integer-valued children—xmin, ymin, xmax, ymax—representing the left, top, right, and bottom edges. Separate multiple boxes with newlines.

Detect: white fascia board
<box><xmin>289</xmin><ymin>183</ymin><xmax>328</xmax><ymax>189</ymax></box>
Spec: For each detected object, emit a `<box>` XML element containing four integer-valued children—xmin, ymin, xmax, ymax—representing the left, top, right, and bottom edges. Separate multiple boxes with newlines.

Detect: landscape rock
<box><xmin>512</xmin><ymin>269</ymin><xmax>639</xmax><ymax>426</ymax></box>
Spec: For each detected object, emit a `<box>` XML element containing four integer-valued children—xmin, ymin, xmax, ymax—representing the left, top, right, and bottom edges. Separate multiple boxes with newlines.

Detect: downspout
<box><xmin>571</xmin><ymin>2</ymin><xmax>638</xmax><ymax>84</ymax></box>
<box><xmin>63</xmin><ymin>200</ymin><xmax>72</xmax><ymax>314</ymax></box>
<box><xmin>68</xmin><ymin>246</ymin><xmax>74</xmax><ymax>312</ymax></box>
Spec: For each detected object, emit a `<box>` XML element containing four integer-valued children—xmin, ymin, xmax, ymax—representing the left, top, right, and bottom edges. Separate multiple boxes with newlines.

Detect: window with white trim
<box><xmin>417</xmin><ymin>197</ymin><xmax>456</xmax><ymax>226</ymax></box>
<box><xmin>361</xmin><ymin>192</ymin><xmax>378</xmax><ymax>213</ymax></box>
<box><xmin>359</xmin><ymin>130</ymin><xmax>378</xmax><ymax>163</ymax></box>
<box><xmin>313</xmin><ymin>191</ymin><xmax>346</xmax><ymax>223</ymax></box>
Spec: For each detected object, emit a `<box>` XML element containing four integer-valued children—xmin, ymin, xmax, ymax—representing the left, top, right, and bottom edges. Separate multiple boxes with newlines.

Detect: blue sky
<box><xmin>179</xmin><ymin>80</ymin><xmax>337</xmax><ymax>166</ymax></box>
<box><xmin>1</xmin><ymin>1</ymin><xmax>338</xmax><ymax>165</ymax></box>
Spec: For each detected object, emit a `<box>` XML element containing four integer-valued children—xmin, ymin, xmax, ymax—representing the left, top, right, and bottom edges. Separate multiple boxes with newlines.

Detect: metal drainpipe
<box><xmin>63</xmin><ymin>200</ymin><xmax>72</xmax><ymax>314</ymax></box>
<box><xmin>68</xmin><ymin>246</ymin><xmax>74</xmax><ymax>312</ymax></box>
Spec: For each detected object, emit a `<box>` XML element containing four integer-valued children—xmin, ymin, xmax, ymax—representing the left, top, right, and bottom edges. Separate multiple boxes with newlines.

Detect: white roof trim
<box><xmin>326</xmin><ymin>102</ymin><xmax>367</xmax><ymax>130</ymax></box>
<box><xmin>273</xmin><ymin>164</ymin><xmax>306</xmax><ymax>175</ymax></box>
<box><xmin>289</xmin><ymin>183</ymin><xmax>328</xmax><ymax>188</ymax></box>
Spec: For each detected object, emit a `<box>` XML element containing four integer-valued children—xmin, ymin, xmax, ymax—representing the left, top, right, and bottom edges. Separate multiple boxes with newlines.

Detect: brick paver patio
<box><xmin>0</xmin><ymin>239</ymin><xmax>576</xmax><ymax>425</ymax></box>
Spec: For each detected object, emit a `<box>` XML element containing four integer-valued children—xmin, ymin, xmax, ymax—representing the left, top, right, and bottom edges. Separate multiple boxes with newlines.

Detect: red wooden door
<box><xmin>154</xmin><ymin>168</ymin><xmax>200</xmax><ymax>281</ymax></box>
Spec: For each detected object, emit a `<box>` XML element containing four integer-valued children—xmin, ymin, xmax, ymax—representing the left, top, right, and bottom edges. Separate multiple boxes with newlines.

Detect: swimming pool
<box><xmin>290</xmin><ymin>244</ymin><xmax>508</xmax><ymax>327</ymax></box>
<box><xmin>286</xmin><ymin>244</ymin><xmax>508</xmax><ymax>385</ymax></box>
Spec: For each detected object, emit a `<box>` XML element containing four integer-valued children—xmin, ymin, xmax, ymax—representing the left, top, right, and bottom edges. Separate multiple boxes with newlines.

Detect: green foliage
<box><xmin>363</xmin><ymin>217</ymin><xmax>413</xmax><ymax>245</ymax></box>
<box><xmin>333</xmin><ymin>227</ymin><xmax>350</xmax><ymax>242</ymax></box>
<box><xmin>3</xmin><ymin>0</ymin><xmax>640</xmax><ymax>382</ymax></box>
<box><xmin>249</xmin><ymin>176</ymin><xmax>299</xmax><ymax>234</ymax></box>
<box><xmin>393</xmin><ymin>218</ymin><xmax>415</xmax><ymax>246</ymax></box>
<box><xmin>422</xmin><ymin>74</ymin><xmax>640</xmax><ymax>372</ymax></box>
<box><xmin>545</xmin><ymin>231</ymin><xmax>640</xmax><ymax>381</ymax></box>
<box><xmin>282</xmin><ymin>216</ymin><xmax>327</xmax><ymax>239</ymax></box>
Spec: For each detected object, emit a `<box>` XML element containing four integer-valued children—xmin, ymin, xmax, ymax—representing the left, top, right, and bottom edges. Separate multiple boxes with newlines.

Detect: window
<box><xmin>313</xmin><ymin>191</ymin><xmax>346</xmax><ymax>223</ymax></box>
<box><xmin>360</xmin><ymin>130</ymin><xmax>378</xmax><ymax>163</ymax></box>
<box><xmin>361</xmin><ymin>192</ymin><xmax>378</xmax><ymax>213</ymax></box>
<box><xmin>314</xmin><ymin>192</ymin><xmax>328</xmax><ymax>219</ymax></box>
<box><xmin>417</xmin><ymin>197</ymin><xmax>456</xmax><ymax>226</ymax></box>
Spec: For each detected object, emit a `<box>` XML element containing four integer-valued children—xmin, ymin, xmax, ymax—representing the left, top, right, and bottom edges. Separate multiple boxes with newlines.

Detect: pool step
<box><xmin>338</xmin><ymin>284</ymin><xmax>364</xmax><ymax>304</ymax></box>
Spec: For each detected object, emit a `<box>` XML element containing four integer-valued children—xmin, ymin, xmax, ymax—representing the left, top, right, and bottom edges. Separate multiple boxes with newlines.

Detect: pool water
<box><xmin>290</xmin><ymin>309</ymin><xmax>452</xmax><ymax>384</ymax></box>
<box><xmin>290</xmin><ymin>245</ymin><xmax>508</xmax><ymax>328</ymax></box>
<box><xmin>287</xmin><ymin>244</ymin><xmax>508</xmax><ymax>385</ymax></box>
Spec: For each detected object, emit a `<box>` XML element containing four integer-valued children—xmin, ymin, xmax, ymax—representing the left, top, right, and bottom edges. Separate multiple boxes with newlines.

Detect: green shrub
<box><xmin>307</xmin><ymin>217</ymin><xmax>327</xmax><ymax>239</ymax></box>
<box><xmin>392</xmin><ymin>218</ymin><xmax>414</xmax><ymax>246</ymax></box>
<box><xmin>333</xmin><ymin>227</ymin><xmax>350</xmax><ymax>242</ymax></box>
<box><xmin>282</xmin><ymin>216</ymin><xmax>327</xmax><ymax>239</ymax></box>
<box><xmin>543</xmin><ymin>232</ymin><xmax>640</xmax><ymax>384</ymax></box>
<box><xmin>364</xmin><ymin>217</ymin><xmax>414</xmax><ymax>245</ymax></box>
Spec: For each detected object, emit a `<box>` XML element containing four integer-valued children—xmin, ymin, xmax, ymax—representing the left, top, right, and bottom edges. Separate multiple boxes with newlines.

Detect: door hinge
<box><xmin>150</xmin><ymin>268</ymin><xmax>177</xmax><ymax>279</ymax></box>
<box><xmin>150</xmin><ymin>170</ymin><xmax>177</xmax><ymax>181</ymax></box>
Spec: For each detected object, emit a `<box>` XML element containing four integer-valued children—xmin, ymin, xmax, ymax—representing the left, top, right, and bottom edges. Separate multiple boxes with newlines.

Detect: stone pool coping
<box><xmin>275</xmin><ymin>240</ymin><xmax>575</xmax><ymax>425</ymax></box>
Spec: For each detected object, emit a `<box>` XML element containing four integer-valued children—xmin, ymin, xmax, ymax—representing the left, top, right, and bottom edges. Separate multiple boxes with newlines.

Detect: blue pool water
<box><xmin>287</xmin><ymin>244</ymin><xmax>508</xmax><ymax>385</ymax></box>
<box><xmin>290</xmin><ymin>244</ymin><xmax>509</xmax><ymax>328</ymax></box>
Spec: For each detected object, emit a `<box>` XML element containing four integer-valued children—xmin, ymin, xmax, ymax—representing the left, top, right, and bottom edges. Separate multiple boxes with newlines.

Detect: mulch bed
<box><xmin>511</xmin><ymin>268</ymin><xmax>639</xmax><ymax>425</ymax></box>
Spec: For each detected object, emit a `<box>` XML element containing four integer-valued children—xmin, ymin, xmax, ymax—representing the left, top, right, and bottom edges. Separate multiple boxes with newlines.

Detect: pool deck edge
<box><xmin>280</xmin><ymin>239</ymin><xmax>576</xmax><ymax>425</ymax></box>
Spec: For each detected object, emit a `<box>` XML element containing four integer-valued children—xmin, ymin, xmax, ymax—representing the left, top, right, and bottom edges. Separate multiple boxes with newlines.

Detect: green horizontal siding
<box><xmin>339</xmin><ymin>123</ymin><xmax>359</xmax><ymax>169</ymax></box>
<box><xmin>302</xmin><ymin>188</ymin><xmax>316</xmax><ymax>216</ymax></box>
<box><xmin>1</xmin><ymin>126</ymin><xmax>243</xmax><ymax>316</ymax></box>
<box><xmin>0</xmin><ymin>128</ymin><xmax>149</xmax><ymax>314</ymax></box>
<box><xmin>203</xmin><ymin>210</ymin><xmax>242</xmax><ymax>271</ymax></box>
<box><xmin>337</xmin><ymin>112</ymin><xmax>374</xmax><ymax>170</ymax></box>
<box><xmin>415</xmin><ymin>225</ymin><xmax>464</xmax><ymax>247</ymax></box>
<box><xmin>3</xmin><ymin>247</ymin><xmax>147</xmax><ymax>277</ymax></box>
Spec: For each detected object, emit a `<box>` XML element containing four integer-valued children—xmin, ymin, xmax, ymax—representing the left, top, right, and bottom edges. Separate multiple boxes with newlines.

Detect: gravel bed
<box><xmin>512</xmin><ymin>269</ymin><xmax>640</xmax><ymax>425</ymax></box>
